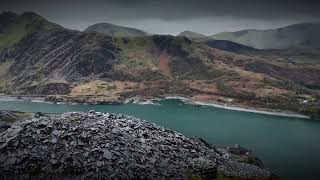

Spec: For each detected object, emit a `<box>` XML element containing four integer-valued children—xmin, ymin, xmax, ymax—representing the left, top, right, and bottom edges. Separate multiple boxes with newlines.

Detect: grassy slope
<box><xmin>114</xmin><ymin>37</ymin><xmax>154</xmax><ymax>63</ymax></box>
<box><xmin>0</xmin><ymin>16</ymin><xmax>29</xmax><ymax>49</ymax></box>
<box><xmin>0</xmin><ymin>12</ymin><xmax>59</xmax><ymax>49</ymax></box>
<box><xmin>113</xmin><ymin>36</ymin><xmax>162</xmax><ymax>80</ymax></box>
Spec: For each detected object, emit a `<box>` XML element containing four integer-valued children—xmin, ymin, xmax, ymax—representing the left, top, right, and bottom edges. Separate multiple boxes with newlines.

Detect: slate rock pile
<box><xmin>0</xmin><ymin>111</ymin><xmax>272</xmax><ymax>179</ymax></box>
<box><xmin>0</xmin><ymin>121</ymin><xmax>10</xmax><ymax>134</ymax></box>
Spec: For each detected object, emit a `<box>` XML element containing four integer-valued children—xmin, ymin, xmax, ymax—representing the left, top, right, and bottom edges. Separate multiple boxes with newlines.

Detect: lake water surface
<box><xmin>0</xmin><ymin>99</ymin><xmax>320</xmax><ymax>180</ymax></box>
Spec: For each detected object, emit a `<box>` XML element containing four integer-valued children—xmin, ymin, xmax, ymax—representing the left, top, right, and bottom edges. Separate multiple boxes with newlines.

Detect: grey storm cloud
<box><xmin>1</xmin><ymin>0</ymin><xmax>320</xmax><ymax>35</ymax></box>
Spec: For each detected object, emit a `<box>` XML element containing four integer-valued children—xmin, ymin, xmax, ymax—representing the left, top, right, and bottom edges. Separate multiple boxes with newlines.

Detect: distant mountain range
<box><xmin>211</xmin><ymin>23</ymin><xmax>320</xmax><ymax>49</ymax></box>
<box><xmin>0</xmin><ymin>12</ymin><xmax>319</xmax><ymax>118</ymax></box>
<box><xmin>85</xmin><ymin>23</ymin><xmax>149</xmax><ymax>37</ymax></box>
<box><xmin>178</xmin><ymin>23</ymin><xmax>320</xmax><ymax>50</ymax></box>
<box><xmin>177</xmin><ymin>31</ymin><xmax>258</xmax><ymax>53</ymax></box>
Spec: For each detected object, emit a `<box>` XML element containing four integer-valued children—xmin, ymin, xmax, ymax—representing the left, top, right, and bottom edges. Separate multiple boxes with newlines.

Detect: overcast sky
<box><xmin>1</xmin><ymin>0</ymin><xmax>319</xmax><ymax>35</ymax></box>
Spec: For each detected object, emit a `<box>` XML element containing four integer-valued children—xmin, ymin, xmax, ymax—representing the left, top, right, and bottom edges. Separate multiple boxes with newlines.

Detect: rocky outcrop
<box><xmin>4</xmin><ymin>28</ymin><xmax>120</xmax><ymax>83</ymax></box>
<box><xmin>0</xmin><ymin>112</ymin><xmax>274</xmax><ymax>179</ymax></box>
<box><xmin>0</xmin><ymin>121</ymin><xmax>10</xmax><ymax>134</ymax></box>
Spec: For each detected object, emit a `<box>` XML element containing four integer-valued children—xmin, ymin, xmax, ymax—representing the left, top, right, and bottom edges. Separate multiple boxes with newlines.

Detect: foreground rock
<box><xmin>0</xmin><ymin>112</ymin><xmax>275</xmax><ymax>179</ymax></box>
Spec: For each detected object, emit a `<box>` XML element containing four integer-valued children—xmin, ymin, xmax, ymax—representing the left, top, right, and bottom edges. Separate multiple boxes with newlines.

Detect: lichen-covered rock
<box><xmin>0</xmin><ymin>112</ymin><xmax>273</xmax><ymax>179</ymax></box>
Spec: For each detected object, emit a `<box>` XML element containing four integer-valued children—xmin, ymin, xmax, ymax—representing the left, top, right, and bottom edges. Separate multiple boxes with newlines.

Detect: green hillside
<box><xmin>0</xmin><ymin>12</ymin><xmax>59</xmax><ymax>49</ymax></box>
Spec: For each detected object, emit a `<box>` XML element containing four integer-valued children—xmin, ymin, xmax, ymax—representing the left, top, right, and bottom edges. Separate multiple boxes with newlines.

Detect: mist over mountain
<box><xmin>212</xmin><ymin>23</ymin><xmax>320</xmax><ymax>49</ymax></box>
<box><xmin>1</xmin><ymin>0</ymin><xmax>319</xmax><ymax>35</ymax></box>
<box><xmin>177</xmin><ymin>31</ymin><xmax>258</xmax><ymax>52</ymax></box>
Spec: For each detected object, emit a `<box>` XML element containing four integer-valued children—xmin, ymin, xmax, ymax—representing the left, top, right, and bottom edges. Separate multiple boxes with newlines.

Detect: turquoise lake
<box><xmin>0</xmin><ymin>99</ymin><xmax>320</xmax><ymax>180</ymax></box>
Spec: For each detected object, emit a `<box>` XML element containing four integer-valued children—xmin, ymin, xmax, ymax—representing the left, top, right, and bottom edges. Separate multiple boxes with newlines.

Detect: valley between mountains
<box><xmin>0</xmin><ymin>12</ymin><xmax>319</xmax><ymax>119</ymax></box>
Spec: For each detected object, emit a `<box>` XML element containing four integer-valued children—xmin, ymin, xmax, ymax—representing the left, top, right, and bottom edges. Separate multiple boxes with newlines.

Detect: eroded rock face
<box><xmin>0</xmin><ymin>112</ymin><xmax>272</xmax><ymax>179</ymax></box>
<box><xmin>6</xmin><ymin>29</ymin><xmax>119</xmax><ymax>78</ymax></box>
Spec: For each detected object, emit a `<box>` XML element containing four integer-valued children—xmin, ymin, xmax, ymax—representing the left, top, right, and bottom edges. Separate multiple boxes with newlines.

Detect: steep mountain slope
<box><xmin>0</xmin><ymin>12</ymin><xmax>229</xmax><ymax>94</ymax></box>
<box><xmin>212</xmin><ymin>23</ymin><xmax>320</xmax><ymax>49</ymax></box>
<box><xmin>84</xmin><ymin>23</ymin><xmax>149</xmax><ymax>37</ymax></box>
<box><xmin>0</xmin><ymin>12</ymin><xmax>319</xmax><ymax>118</ymax></box>
<box><xmin>0</xmin><ymin>12</ymin><xmax>122</xmax><ymax>94</ymax></box>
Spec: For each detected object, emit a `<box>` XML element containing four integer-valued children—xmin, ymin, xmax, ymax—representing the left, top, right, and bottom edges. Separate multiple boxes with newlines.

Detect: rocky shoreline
<box><xmin>42</xmin><ymin>95</ymin><xmax>316</xmax><ymax>119</ymax></box>
<box><xmin>0</xmin><ymin>111</ymin><xmax>276</xmax><ymax>179</ymax></box>
<box><xmin>0</xmin><ymin>94</ymin><xmax>311</xmax><ymax>119</ymax></box>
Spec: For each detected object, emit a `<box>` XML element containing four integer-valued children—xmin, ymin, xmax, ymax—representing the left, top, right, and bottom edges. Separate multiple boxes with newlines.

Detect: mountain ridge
<box><xmin>177</xmin><ymin>30</ymin><xmax>258</xmax><ymax>53</ymax></box>
<box><xmin>178</xmin><ymin>31</ymin><xmax>208</xmax><ymax>39</ymax></box>
<box><xmin>211</xmin><ymin>22</ymin><xmax>320</xmax><ymax>49</ymax></box>
<box><xmin>84</xmin><ymin>22</ymin><xmax>149</xmax><ymax>37</ymax></box>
